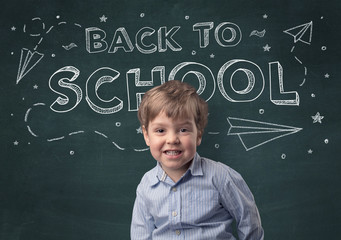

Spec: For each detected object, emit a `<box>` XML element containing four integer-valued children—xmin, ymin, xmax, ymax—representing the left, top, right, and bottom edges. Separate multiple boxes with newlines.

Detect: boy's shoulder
<box><xmin>198</xmin><ymin>155</ymin><xmax>243</xmax><ymax>182</ymax></box>
<box><xmin>137</xmin><ymin>164</ymin><xmax>159</xmax><ymax>187</ymax></box>
<box><xmin>199</xmin><ymin>155</ymin><xmax>237</xmax><ymax>172</ymax></box>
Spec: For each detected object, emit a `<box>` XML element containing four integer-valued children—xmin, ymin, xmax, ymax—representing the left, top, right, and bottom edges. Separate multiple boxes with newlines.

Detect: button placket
<box><xmin>169</xmin><ymin>184</ymin><xmax>182</xmax><ymax>233</ymax></box>
<box><xmin>172</xmin><ymin>211</ymin><xmax>177</xmax><ymax>217</ymax></box>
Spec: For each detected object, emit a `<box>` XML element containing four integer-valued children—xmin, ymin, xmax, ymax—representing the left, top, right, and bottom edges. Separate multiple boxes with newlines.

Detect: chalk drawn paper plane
<box><xmin>16</xmin><ymin>48</ymin><xmax>44</xmax><ymax>84</ymax></box>
<box><xmin>227</xmin><ymin>117</ymin><xmax>302</xmax><ymax>151</ymax></box>
<box><xmin>283</xmin><ymin>21</ymin><xmax>313</xmax><ymax>45</ymax></box>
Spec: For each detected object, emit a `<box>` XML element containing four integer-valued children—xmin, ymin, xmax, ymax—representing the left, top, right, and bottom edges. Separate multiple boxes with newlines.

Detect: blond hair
<box><xmin>138</xmin><ymin>80</ymin><xmax>208</xmax><ymax>137</ymax></box>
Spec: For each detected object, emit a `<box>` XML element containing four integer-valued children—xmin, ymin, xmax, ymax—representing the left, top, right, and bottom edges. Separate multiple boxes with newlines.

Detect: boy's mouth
<box><xmin>164</xmin><ymin>150</ymin><xmax>182</xmax><ymax>156</ymax></box>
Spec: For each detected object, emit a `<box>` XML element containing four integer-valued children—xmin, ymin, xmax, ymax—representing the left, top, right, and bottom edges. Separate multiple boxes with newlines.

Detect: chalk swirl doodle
<box><xmin>249</xmin><ymin>29</ymin><xmax>266</xmax><ymax>37</ymax></box>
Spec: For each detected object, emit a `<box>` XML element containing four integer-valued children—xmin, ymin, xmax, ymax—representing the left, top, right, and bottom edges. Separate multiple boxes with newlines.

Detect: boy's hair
<box><xmin>138</xmin><ymin>80</ymin><xmax>208</xmax><ymax>137</ymax></box>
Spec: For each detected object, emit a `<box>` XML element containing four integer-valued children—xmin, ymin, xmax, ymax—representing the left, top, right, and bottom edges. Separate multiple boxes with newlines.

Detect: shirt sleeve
<box><xmin>219</xmin><ymin>166</ymin><xmax>264</xmax><ymax>240</ymax></box>
<box><xmin>130</xmin><ymin>184</ymin><xmax>155</xmax><ymax>240</ymax></box>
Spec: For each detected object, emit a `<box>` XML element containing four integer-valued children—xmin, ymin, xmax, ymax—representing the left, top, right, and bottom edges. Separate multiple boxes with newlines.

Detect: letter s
<box><xmin>49</xmin><ymin>66</ymin><xmax>82</xmax><ymax>113</ymax></box>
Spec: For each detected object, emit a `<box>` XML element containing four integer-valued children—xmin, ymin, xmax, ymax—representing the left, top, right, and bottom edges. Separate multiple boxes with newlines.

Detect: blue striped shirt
<box><xmin>131</xmin><ymin>153</ymin><xmax>264</xmax><ymax>240</ymax></box>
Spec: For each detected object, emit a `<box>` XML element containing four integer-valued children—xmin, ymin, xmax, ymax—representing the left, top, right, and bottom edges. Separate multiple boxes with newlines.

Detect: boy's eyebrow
<box><xmin>173</xmin><ymin>120</ymin><xmax>195</xmax><ymax>128</ymax></box>
<box><xmin>178</xmin><ymin>120</ymin><xmax>194</xmax><ymax>126</ymax></box>
<box><xmin>150</xmin><ymin>120</ymin><xmax>194</xmax><ymax>126</ymax></box>
<box><xmin>148</xmin><ymin>121</ymin><xmax>166</xmax><ymax>127</ymax></box>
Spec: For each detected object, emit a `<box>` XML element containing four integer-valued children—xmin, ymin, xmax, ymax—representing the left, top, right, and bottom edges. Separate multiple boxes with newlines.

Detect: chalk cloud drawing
<box><xmin>227</xmin><ymin>117</ymin><xmax>302</xmax><ymax>151</ymax></box>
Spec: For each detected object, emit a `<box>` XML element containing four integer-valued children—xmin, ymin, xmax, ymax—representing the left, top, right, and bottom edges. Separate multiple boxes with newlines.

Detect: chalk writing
<box><xmin>12</xmin><ymin>14</ymin><xmax>325</xmax><ymax>153</ymax></box>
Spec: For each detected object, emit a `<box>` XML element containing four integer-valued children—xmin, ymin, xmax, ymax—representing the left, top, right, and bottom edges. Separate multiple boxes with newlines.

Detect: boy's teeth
<box><xmin>165</xmin><ymin>151</ymin><xmax>180</xmax><ymax>155</ymax></box>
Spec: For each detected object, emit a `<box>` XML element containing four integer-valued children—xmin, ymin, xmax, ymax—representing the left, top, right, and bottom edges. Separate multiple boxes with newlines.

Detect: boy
<box><xmin>131</xmin><ymin>80</ymin><xmax>264</xmax><ymax>239</ymax></box>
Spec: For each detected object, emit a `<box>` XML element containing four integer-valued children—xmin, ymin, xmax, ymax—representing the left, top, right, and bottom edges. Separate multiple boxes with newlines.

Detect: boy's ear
<box><xmin>196</xmin><ymin>132</ymin><xmax>202</xmax><ymax>146</ymax></box>
<box><xmin>142</xmin><ymin>126</ymin><xmax>150</xmax><ymax>146</ymax></box>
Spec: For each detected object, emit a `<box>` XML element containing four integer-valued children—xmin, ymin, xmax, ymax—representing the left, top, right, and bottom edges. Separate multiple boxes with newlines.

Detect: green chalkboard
<box><xmin>1</xmin><ymin>0</ymin><xmax>341</xmax><ymax>239</ymax></box>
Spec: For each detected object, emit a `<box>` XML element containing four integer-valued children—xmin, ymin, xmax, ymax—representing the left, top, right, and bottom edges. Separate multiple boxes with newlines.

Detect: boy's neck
<box><xmin>161</xmin><ymin>160</ymin><xmax>193</xmax><ymax>183</ymax></box>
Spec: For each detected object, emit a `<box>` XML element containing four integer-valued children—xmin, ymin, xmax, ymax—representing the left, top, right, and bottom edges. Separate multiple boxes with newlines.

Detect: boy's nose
<box><xmin>167</xmin><ymin>132</ymin><xmax>180</xmax><ymax>144</ymax></box>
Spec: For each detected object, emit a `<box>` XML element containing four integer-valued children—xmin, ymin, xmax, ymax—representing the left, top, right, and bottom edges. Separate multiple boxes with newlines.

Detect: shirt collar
<box><xmin>151</xmin><ymin>152</ymin><xmax>203</xmax><ymax>186</ymax></box>
<box><xmin>188</xmin><ymin>153</ymin><xmax>203</xmax><ymax>176</ymax></box>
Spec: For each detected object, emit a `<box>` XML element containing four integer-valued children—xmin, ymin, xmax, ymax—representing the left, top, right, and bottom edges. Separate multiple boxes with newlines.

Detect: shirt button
<box><xmin>172</xmin><ymin>187</ymin><xmax>177</xmax><ymax>192</ymax></box>
<box><xmin>172</xmin><ymin>211</ymin><xmax>177</xmax><ymax>217</ymax></box>
<box><xmin>175</xmin><ymin>230</ymin><xmax>181</xmax><ymax>235</ymax></box>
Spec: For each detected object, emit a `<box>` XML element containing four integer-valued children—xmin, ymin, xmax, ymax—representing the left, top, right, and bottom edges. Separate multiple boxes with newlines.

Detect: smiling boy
<box><xmin>131</xmin><ymin>80</ymin><xmax>264</xmax><ymax>239</ymax></box>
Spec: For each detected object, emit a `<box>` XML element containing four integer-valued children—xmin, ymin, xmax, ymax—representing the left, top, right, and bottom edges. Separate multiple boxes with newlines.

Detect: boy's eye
<box><xmin>156</xmin><ymin>129</ymin><xmax>164</xmax><ymax>133</ymax></box>
<box><xmin>180</xmin><ymin>128</ymin><xmax>187</xmax><ymax>132</ymax></box>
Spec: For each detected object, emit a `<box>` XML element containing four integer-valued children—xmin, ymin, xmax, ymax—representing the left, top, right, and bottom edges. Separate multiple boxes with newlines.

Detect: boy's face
<box><xmin>143</xmin><ymin>112</ymin><xmax>202</xmax><ymax>180</ymax></box>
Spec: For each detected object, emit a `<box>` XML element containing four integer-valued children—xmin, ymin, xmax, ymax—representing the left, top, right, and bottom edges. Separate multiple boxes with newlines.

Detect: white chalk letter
<box><xmin>169</xmin><ymin>62</ymin><xmax>216</xmax><ymax>101</ymax></box>
<box><xmin>135</xmin><ymin>27</ymin><xmax>157</xmax><ymax>54</ymax></box>
<box><xmin>85</xmin><ymin>27</ymin><xmax>108</xmax><ymax>53</ymax></box>
<box><xmin>269</xmin><ymin>61</ymin><xmax>299</xmax><ymax>106</ymax></box>
<box><xmin>108</xmin><ymin>27</ymin><xmax>134</xmax><ymax>53</ymax></box>
<box><xmin>193</xmin><ymin>22</ymin><xmax>214</xmax><ymax>48</ymax></box>
<box><xmin>214</xmin><ymin>22</ymin><xmax>242</xmax><ymax>47</ymax></box>
<box><xmin>217</xmin><ymin>60</ymin><xmax>264</xmax><ymax>102</ymax></box>
<box><xmin>49</xmin><ymin>66</ymin><xmax>82</xmax><ymax>113</ymax></box>
<box><xmin>85</xmin><ymin>67</ymin><xmax>123</xmax><ymax>114</ymax></box>
<box><xmin>158</xmin><ymin>26</ymin><xmax>182</xmax><ymax>52</ymax></box>
<box><xmin>126</xmin><ymin>66</ymin><xmax>165</xmax><ymax>111</ymax></box>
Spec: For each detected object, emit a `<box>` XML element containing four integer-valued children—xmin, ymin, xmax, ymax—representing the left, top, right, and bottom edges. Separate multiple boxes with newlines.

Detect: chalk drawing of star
<box><xmin>33</xmin><ymin>84</ymin><xmax>38</xmax><ymax>89</ymax></box>
<box><xmin>11</xmin><ymin>26</ymin><xmax>16</xmax><ymax>31</ymax></box>
<box><xmin>324</xmin><ymin>73</ymin><xmax>330</xmax><ymax>78</ymax></box>
<box><xmin>263</xmin><ymin>44</ymin><xmax>271</xmax><ymax>51</ymax></box>
<box><xmin>308</xmin><ymin>149</ymin><xmax>313</xmax><ymax>154</ymax></box>
<box><xmin>99</xmin><ymin>15</ymin><xmax>108</xmax><ymax>22</ymax></box>
<box><xmin>210</xmin><ymin>53</ymin><xmax>215</xmax><ymax>58</ymax></box>
<box><xmin>136</xmin><ymin>126</ymin><xmax>143</xmax><ymax>134</ymax></box>
<box><xmin>263</xmin><ymin>14</ymin><xmax>268</xmax><ymax>19</ymax></box>
<box><xmin>311</xmin><ymin>112</ymin><xmax>324</xmax><ymax>124</ymax></box>
<box><xmin>14</xmin><ymin>140</ymin><xmax>19</xmax><ymax>145</ymax></box>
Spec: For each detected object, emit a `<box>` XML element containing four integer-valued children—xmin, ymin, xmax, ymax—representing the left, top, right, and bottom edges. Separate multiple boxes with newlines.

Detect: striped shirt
<box><xmin>131</xmin><ymin>153</ymin><xmax>264</xmax><ymax>240</ymax></box>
